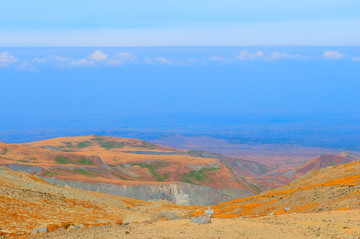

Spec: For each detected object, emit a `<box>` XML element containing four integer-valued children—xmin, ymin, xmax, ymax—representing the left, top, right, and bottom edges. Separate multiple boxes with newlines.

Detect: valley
<box><xmin>0</xmin><ymin>136</ymin><xmax>359</xmax><ymax>237</ymax></box>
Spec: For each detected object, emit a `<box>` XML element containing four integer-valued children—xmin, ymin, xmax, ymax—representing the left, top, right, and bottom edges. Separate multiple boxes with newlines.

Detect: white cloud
<box><xmin>209</xmin><ymin>56</ymin><xmax>226</xmax><ymax>62</ymax></box>
<box><xmin>265</xmin><ymin>51</ymin><xmax>307</xmax><ymax>61</ymax></box>
<box><xmin>0</xmin><ymin>52</ymin><xmax>18</xmax><ymax>67</ymax></box>
<box><xmin>106</xmin><ymin>52</ymin><xmax>136</xmax><ymax>66</ymax></box>
<box><xmin>352</xmin><ymin>57</ymin><xmax>360</xmax><ymax>62</ymax></box>
<box><xmin>106</xmin><ymin>59</ymin><xmax>123</xmax><ymax>66</ymax></box>
<box><xmin>188</xmin><ymin>58</ymin><xmax>199</xmax><ymax>63</ymax></box>
<box><xmin>323</xmin><ymin>51</ymin><xmax>344</xmax><ymax>59</ymax></box>
<box><xmin>32</xmin><ymin>57</ymin><xmax>47</xmax><ymax>63</ymax></box>
<box><xmin>143</xmin><ymin>58</ymin><xmax>155</xmax><ymax>64</ymax></box>
<box><xmin>89</xmin><ymin>50</ymin><xmax>108</xmax><ymax>61</ymax></box>
<box><xmin>154</xmin><ymin>57</ymin><xmax>172</xmax><ymax>64</ymax></box>
<box><xmin>70</xmin><ymin>58</ymin><xmax>92</xmax><ymax>66</ymax></box>
<box><xmin>53</xmin><ymin>56</ymin><xmax>72</xmax><ymax>62</ymax></box>
<box><xmin>113</xmin><ymin>52</ymin><xmax>135</xmax><ymax>60</ymax></box>
<box><xmin>236</xmin><ymin>50</ymin><xmax>264</xmax><ymax>60</ymax></box>
<box><xmin>52</xmin><ymin>56</ymin><xmax>92</xmax><ymax>67</ymax></box>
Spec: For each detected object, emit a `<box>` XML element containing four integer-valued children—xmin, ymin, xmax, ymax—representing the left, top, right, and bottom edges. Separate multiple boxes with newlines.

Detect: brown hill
<box><xmin>0</xmin><ymin>136</ymin><xmax>262</xmax><ymax>205</ymax></box>
<box><xmin>251</xmin><ymin>152</ymin><xmax>360</xmax><ymax>188</ymax></box>
<box><xmin>191</xmin><ymin>158</ymin><xmax>360</xmax><ymax>218</ymax></box>
<box><xmin>0</xmin><ymin>166</ymin><xmax>193</xmax><ymax>237</ymax></box>
<box><xmin>294</xmin><ymin>152</ymin><xmax>360</xmax><ymax>178</ymax></box>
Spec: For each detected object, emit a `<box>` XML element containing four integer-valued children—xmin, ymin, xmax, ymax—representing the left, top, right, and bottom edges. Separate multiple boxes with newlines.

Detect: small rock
<box><xmin>268</xmin><ymin>213</ymin><xmax>274</xmax><ymax>216</ymax></box>
<box><xmin>57</xmin><ymin>227</ymin><xmax>66</xmax><ymax>232</ymax></box>
<box><xmin>141</xmin><ymin>220</ymin><xmax>152</xmax><ymax>225</ymax></box>
<box><xmin>32</xmin><ymin>227</ymin><xmax>48</xmax><ymax>234</ymax></box>
<box><xmin>191</xmin><ymin>216</ymin><xmax>211</xmax><ymax>224</ymax></box>
<box><xmin>71</xmin><ymin>226</ymin><xmax>81</xmax><ymax>230</ymax></box>
<box><xmin>157</xmin><ymin>211</ymin><xmax>178</xmax><ymax>220</ymax></box>
<box><xmin>285</xmin><ymin>207</ymin><xmax>292</xmax><ymax>211</ymax></box>
<box><xmin>125</xmin><ymin>231</ymin><xmax>130</xmax><ymax>234</ymax></box>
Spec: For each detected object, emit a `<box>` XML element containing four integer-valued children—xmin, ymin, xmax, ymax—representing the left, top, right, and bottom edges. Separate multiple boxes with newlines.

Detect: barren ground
<box><xmin>33</xmin><ymin>209</ymin><xmax>360</xmax><ymax>239</ymax></box>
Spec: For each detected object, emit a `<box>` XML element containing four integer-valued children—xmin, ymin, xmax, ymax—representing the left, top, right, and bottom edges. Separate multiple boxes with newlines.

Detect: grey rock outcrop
<box><xmin>42</xmin><ymin>178</ymin><xmax>252</xmax><ymax>206</ymax></box>
<box><xmin>32</xmin><ymin>227</ymin><xmax>48</xmax><ymax>234</ymax></box>
<box><xmin>7</xmin><ymin>164</ymin><xmax>43</xmax><ymax>174</ymax></box>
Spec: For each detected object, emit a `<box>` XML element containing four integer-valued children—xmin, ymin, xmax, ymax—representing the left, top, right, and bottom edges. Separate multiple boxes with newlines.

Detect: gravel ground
<box><xmin>32</xmin><ymin>208</ymin><xmax>360</xmax><ymax>239</ymax></box>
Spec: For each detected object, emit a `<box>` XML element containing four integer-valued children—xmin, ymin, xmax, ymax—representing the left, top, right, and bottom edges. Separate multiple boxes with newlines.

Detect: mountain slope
<box><xmin>294</xmin><ymin>152</ymin><xmax>360</xmax><ymax>178</ymax></box>
<box><xmin>191</xmin><ymin>158</ymin><xmax>360</xmax><ymax>218</ymax></box>
<box><xmin>0</xmin><ymin>136</ymin><xmax>262</xmax><ymax>205</ymax></box>
<box><xmin>252</xmin><ymin>152</ymin><xmax>360</xmax><ymax>188</ymax></box>
<box><xmin>0</xmin><ymin>166</ymin><xmax>192</xmax><ymax>237</ymax></box>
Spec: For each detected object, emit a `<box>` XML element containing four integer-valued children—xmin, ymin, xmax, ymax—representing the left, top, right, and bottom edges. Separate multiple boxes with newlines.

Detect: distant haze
<box><xmin>1</xmin><ymin>47</ymin><xmax>359</xmax><ymax>149</ymax></box>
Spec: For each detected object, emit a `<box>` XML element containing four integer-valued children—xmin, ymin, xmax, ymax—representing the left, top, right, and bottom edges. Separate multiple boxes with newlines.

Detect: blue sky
<box><xmin>1</xmin><ymin>0</ymin><xmax>360</xmax><ymax>46</ymax></box>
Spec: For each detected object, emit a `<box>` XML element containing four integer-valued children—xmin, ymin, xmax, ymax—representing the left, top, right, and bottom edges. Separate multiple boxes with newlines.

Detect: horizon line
<box><xmin>1</xmin><ymin>45</ymin><xmax>360</xmax><ymax>48</ymax></box>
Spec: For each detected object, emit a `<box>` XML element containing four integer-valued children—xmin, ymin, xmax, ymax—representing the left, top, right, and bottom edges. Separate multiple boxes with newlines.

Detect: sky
<box><xmin>0</xmin><ymin>0</ymin><xmax>360</xmax><ymax>46</ymax></box>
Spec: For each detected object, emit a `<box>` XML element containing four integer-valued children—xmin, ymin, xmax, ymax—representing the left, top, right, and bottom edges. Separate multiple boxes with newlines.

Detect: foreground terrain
<box><xmin>1</xmin><ymin>135</ymin><xmax>360</xmax><ymax>238</ymax></box>
<box><xmin>0</xmin><ymin>166</ymin><xmax>192</xmax><ymax>237</ymax></box>
<box><xmin>34</xmin><ymin>209</ymin><xmax>360</xmax><ymax>239</ymax></box>
<box><xmin>1</xmin><ymin>154</ymin><xmax>359</xmax><ymax>238</ymax></box>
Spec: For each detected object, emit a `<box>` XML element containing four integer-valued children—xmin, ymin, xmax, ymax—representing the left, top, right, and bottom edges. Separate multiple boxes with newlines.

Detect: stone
<box><xmin>157</xmin><ymin>211</ymin><xmax>178</xmax><ymax>220</ymax></box>
<box><xmin>285</xmin><ymin>207</ymin><xmax>292</xmax><ymax>211</ymax></box>
<box><xmin>32</xmin><ymin>227</ymin><xmax>48</xmax><ymax>234</ymax></box>
<box><xmin>191</xmin><ymin>216</ymin><xmax>211</xmax><ymax>224</ymax></box>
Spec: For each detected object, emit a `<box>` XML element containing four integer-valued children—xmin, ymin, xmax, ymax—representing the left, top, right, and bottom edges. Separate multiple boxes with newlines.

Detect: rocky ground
<box><xmin>0</xmin><ymin>166</ymin><xmax>193</xmax><ymax>237</ymax></box>
<box><xmin>31</xmin><ymin>209</ymin><xmax>360</xmax><ymax>239</ymax></box>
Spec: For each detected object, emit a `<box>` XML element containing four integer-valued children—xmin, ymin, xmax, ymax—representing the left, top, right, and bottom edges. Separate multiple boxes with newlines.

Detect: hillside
<box><xmin>0</xmin><ymin>136</ymin><xmax>261</xmax><ymax>205</ymax></box>
<box><xmin>294</xmin><ymin>152</ymin><xmax>360</xmax><ymax>178</ymax></box>
<box><xmin>27</xmin><ymin>159</ymin><xmax>360</xmax><ymax>239</ymax></box>
<box><xmin>0</xmin><ymin>166</ymin><xmax>192</xmax><ymax>237</ymax></box>
<box><xmin>191</xmin><ymin>158</ymin><xmax>360</xmax><ymax>218</ymax></box>
<box><xmin>253</xmin><ymin>152</ymin><xmax>360</xmax><ymax>188</ymax></box>
<box><xmin>1</xmin><ymin>145</ymin><xmax>360</xmax><ymax>238</ymax></box>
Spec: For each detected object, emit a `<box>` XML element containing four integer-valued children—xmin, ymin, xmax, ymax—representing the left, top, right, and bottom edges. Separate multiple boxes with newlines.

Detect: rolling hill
<box><xmin>0</xmin><ymin>135</ymin><xmax>262</xmax><ymax>205</ymax></box>
<box><xmin>252</xmin><ymin>152</ymin><xmax>360</xmax><ymax>188</ymax></box>
<box><xmin>191</xmin><ymin>157</ymin><xmax>360</xmax><ymax>218</ymax></box>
